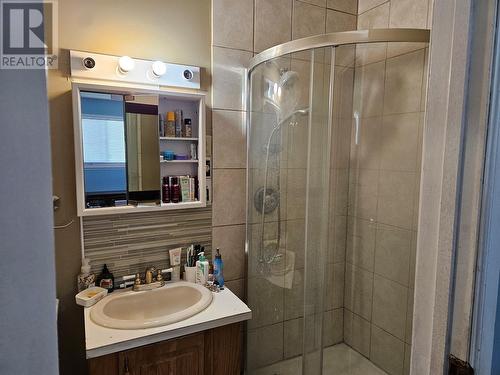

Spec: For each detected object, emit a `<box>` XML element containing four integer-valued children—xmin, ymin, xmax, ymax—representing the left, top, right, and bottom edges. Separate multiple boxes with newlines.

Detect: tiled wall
<box><xmin>212</xmin><ymin>0</ymin><xmax>358</xmax><ymax>371</ymax></box>
<box><xmin>83</xmin><ymin>208</ymin><xmax>212</xmax><ymax>278</ymax></box>
<box><xmin>343</xmin><ymin>1</ymin><xmax>433</xmax><ymax>375</ymax></box>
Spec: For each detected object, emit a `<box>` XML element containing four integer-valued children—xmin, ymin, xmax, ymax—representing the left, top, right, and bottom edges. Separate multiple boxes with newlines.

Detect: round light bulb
<box><xmin>151</xmin><ymin>61</ymin><xmax>167</xmax><ymax>77</ymax></box>
<box><xmin>117</xmin><ymin>56</ymin><xmax>135</xmax><ymax>74</ymax></box>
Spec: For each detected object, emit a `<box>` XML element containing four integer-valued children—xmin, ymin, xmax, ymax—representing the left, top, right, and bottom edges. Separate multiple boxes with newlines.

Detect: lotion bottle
<box><xmin>195</xmin><ymin>252</ymin><xmax>209</xmax><ymax>285</ymax></box>
<box><xmin>77</xmin><ymin>258</ymin><xmax>95</xmax><ymax>292</ymax></box>
<box><xmin>213</xmin><ymin>248</ymin><xmax>224</xmax><ymax>290</ymax></box>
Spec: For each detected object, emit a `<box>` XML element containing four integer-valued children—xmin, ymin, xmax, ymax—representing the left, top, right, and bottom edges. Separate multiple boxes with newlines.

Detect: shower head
<box><xmin>278</xmin><ymin>70</ymin><xmax>299</xmax><ymax>89</ymax></box>
<box><xmin>263</xmin><ymin>63</ymin><xmax>301</xmax><ymax>116</ymax></box>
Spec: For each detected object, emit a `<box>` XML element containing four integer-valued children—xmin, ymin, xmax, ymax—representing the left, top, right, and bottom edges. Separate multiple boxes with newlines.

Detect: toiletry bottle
<box><xmin>98</xmin><ymin>264</ymin><xmax>114</xmax><ymax>293</ymax></box>
<box><xmin>171</xmin><ymin>177</ymin><xmax>181</xmax><ymax>203</ymax></box>
<box><xmin>213</xmin><ymin>248</ymin><xmax>225</xmax><ymax>289</ymax></box>
<box><xmin>77</xmin><ymin>258</ymin><xmax>95</xmax><ymax>292</ymax></box>
<box><xmin>159</xmin><ymin>113</ymin><xmax>165</xmax><ymax>137</ymax></box>
<box><xmin>166</xmin><ymin>112</ymin><xmax>176</xmax><ymax>137</ymax></box>
<box><xmin>162</xmin><ymin>177</ymin><xmax>170</xmax><ymax>203</ymax></box>
<box><xmin>175</xmin><ymin>109</ymin><xmax>183</xmax><ymax>137</ymax></box>
<box><xmin>184</xmin><ymin>118</ymin><xmax>192</xmax><ymax>137</ymax></box>
<box><xmin>195</xmin><ymin>252</ymin><xmax>209</xmax><ymax>285</ymax></box>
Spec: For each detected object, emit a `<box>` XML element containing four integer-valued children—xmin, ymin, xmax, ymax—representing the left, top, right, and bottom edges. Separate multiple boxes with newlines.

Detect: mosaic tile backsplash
<box><xmin>82</xmin><ymin>207</ymin><xmax>212</xmax><ymax>279</ymax></box>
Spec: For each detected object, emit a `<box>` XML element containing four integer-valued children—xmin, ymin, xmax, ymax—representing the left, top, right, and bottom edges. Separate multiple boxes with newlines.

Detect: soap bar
<box><xmin>75</xmin><ymin>286</ymin><xmax>107</xmax><ymax>307</ymax></box>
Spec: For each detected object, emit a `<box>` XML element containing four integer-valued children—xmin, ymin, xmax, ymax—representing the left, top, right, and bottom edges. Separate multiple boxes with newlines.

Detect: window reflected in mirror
<box><xmin>81</xmin><ymin>91</ymin><xmax>127</xmax><ymax>208</ymax></box>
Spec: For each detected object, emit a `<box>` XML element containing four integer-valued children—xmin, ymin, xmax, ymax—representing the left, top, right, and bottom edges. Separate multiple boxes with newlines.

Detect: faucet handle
<box><xmin>134</xmin><ymin>273</ymin><xmax>141</xmax><ymax>286</ymax></box>
<box><xmin>156</xmin><ymin>269</ymin><xmax>164</xmax><ymax>282</ymax></box>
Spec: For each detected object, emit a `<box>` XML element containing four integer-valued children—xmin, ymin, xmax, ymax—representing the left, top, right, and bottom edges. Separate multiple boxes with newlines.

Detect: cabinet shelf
<box><xmin>160</xmin><ymin>159</ymin><xmax>198</xmax><ymax>163</ymax></box>
<box><xmin>160</xmin><ymin>137</ymin><xmax>198</xmax><ymax>141</ymax></box>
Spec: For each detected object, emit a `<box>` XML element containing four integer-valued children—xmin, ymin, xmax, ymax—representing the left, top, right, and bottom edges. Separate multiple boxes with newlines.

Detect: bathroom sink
<box><xmin>90</xmin><ymin>282</ymin><xmax>213</xmax><ymax>329</ymax></box>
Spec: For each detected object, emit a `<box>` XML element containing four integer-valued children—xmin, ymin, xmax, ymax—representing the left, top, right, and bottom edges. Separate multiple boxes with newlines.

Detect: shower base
<box><xmin>252</xmin><ymin>343</ymin><xmax>388</xmax><ymax>375</ymax></box>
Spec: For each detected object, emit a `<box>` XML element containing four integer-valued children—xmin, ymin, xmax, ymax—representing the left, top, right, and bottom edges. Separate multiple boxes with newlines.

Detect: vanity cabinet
<box><xmin>88</xmin><ymin>323</ymin><xmax>242</xmax><ymax>375</ymax></box>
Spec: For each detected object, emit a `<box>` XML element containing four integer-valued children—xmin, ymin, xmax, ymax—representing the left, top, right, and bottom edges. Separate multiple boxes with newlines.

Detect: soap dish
<box><xmin>75</xmin><ymin>286</ymin><xmax>107</xmax><ymax>307</ymax></box>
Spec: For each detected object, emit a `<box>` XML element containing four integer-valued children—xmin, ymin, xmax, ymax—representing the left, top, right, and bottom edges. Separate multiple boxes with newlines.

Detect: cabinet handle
<box><xmin>124</xmin><ymin>356</ymin><xmax>130</xmax><ymax>375</ymax></box>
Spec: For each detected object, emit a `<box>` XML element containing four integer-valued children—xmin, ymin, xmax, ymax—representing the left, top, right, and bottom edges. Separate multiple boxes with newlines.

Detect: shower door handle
<box><xmin>354</xmin><ymin>111</ymin><xmax>360</xmax><ymax>145</ymax></box>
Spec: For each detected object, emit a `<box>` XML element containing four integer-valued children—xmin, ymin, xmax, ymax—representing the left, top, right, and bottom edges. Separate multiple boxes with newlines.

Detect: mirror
<box><xmin>75</xmin><ymin>84</ymin><xmax>206</xmax><ymax>215</ymax></box>
<box><xmin>80</xmin><ymin>91</ymin><xmax>161</xmax><ymax>208</ymax></box>
<box><xmin>124</xmin><ymin>95</ymin><xmax>161</xmax><ymax>205</ymax></box>
<box><xmin>81</xmin><ymin>92</ymin><xmax>127</xmax><ymax>208</ymax></box>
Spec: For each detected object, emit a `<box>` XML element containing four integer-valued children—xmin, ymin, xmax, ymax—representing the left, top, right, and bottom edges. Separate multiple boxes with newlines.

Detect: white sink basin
<box><xmin>90</xmin><ymin>282</ymin><xmax>213</xmax><ymax>329</ymax></box>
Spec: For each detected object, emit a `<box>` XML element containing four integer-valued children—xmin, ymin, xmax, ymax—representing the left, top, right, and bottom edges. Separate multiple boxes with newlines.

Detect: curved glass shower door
<box><xmin>246</xmin><ymin>31</ymin><xmax>429</xmax><ymax>375</ymax></box>
<box><xmin>246</xmin><ymin>46</ymin><xmax>337</xmax><ymax>375</ymax></box>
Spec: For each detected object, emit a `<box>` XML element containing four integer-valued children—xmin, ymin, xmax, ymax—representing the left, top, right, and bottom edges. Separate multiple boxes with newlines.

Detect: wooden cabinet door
<box><xmin>118</xmin><ymin>333</ymin><xmax>204</xmax><ymax>375</ymax></box>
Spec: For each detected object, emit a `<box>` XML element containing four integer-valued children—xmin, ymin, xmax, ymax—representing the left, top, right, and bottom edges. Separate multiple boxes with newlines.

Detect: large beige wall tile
<box><xmin>225</xmin><ymin>278</ymin><xmax>245</xmax><ymax>300</ymax></box>
<box><xmin>344</xmin><ymin>263</ymin><xmax>374</xmax><ymax>320</ymax></box>
<box><xmin>248</xmin><ymin>276</ymin><xmax>284</xmax><ymax>328</ymax></box>
<box><xmin>247</xmin><ymin>323</ymin><xmax>284</xmax><ymax>369</ymax></box>
<box><xmin>356</xmin><ymin>43</ymin><xmax>388</xmax><ymax>67</ymax></box>
<box><xmin>348</xmin><ymin>168</ymin><xmax>379</xmax><ymax>221</ymax></box>
<box><xmin>353</xmin><ymin>60</ymin><xmax>386</xmax><ymax>118</ymax></box>
<box><xmin>372</xmin><ymin>274</ymin><xmax>408</xmax><ymax>339</ymax></box>
<box><xmin>212</xmin><ymin>224</ymin><xmax>245</xmax><ymax>281</ymax></box>
<box><xmin>389</xmin><ymin>0</ymin><xmax>428</xmax><ymax>28</ymax></box>
<box><xmin>328</xmin><ymin>214</ymin><xmax>347</xmax><ymax>263</ymax></box>
<box><xmin>326</xmin><ymin>10</ymin><xmax>357</xmax><ymax>33</ymax></box>
<box><xmin>357</xmin><ymin>2</ymin><xmax>389</xmax><ymax>28</ymax></box>
<box><xmin>213</xmin><ymin>168</ymin><xmax>246</xmax><ymax>226</ymax></box>
<box><xmin>377</xmin><ymin>170</ymin><xmax>416</xmax><ymax>229</ymax></box>
<box><xmin>286</xmin><ymin>168</ymin><xmax>307</xmax><ymax>219</ymax></box>
<box><xmin>344</xmin><ymin>309</ymin><xmax>371</xmax><ymax>357</ymax></box>
<box><xmin>383</xmin><ymin>49</ymin><xmax>425</xmax><ymax>115</ymax></box>
<box><xmin>284</xmin><ymin>318</ymin><xmax>304</xmax><ymax>358</ymax></box>
<box><xmin>292</xmin><ymin>0</ymin><xmax>326</xmax><ymax>39</ymax></box>
<box><xmin>370</xmin><ymin>325</ymin><xmax>405</xmax><ymax>375</ymax></box>
<box><xmin>255</xmin><ymin>0</ymin><xmax>293</xmax><ymax>53</ymax></box>
<box><xmin>284</xmin><ymin>268</ymin><xmax>305</xmax><ymax>320</ymax></box>
<box><xmin>346</xmin><ymin>216</ymin><xmax>376</xmax><ymax>271</ymax></box>
<box><xmin>212</xmin><ymin>47</ymin><xmax>252</xmax><ymax>111</ymax></box>
<box><xmin>323</xmin><ymin>308</ymin><xmax>344</xmax><ymax>346</ymax></box>
<box><xmin>299</xmin><ymin>0</ymin><xmax>327</xmax><ymax>8</ymax></box>
<box><xmin>380</xmin><ymin>113</ymin><xmax>420</xmax><ymax>172</ymax></box>
<box><xmin>327</xmin><ymin>0</ymin><xmax>357</xmax><ymax>15</ymax></box>
<box><xmin>326</xmin><ymin>262</ymin><xmax>345</xmax><ymax>309</ymax></box>
<box><xmin>333</xmin><ymin>118</ymin><xmax>354</xmax><ymax>169</ymax></box>
<box><xmin>286</xmin><ymin>219</ymin><xmax>306</xmax><ymax>268</ymax></box>
<box><xmin>374</xmin><ymin>224</ymin><xmax>412</xmax><ymax>286</ymax></box>
<box><xmin>287</xmin><ymin>115</ymin><xmax>310</xmax><ymax>168</ymax></box>
<box><xmin>331</xmin><ymin>169</ymin><xmax>349</xmax><ymax>216</ymax></box>
<box><xmin>213</xmin><ymin>110</ymin><xmax>246</xmax><ymax>168</ymax></box>
<box><xmin>358</xmin><ymin>0</ymin><xmax>387</xmax><ymax>15</ymax></box>
<box><xmin>213</xmin><ymin>0</ymin><xmax>254</xmax><ymax>51</ymax></box>
<box><xmin>350</xmin><ymin>116</ymin><xmax>383</xmax><ymax>170</ymax></box>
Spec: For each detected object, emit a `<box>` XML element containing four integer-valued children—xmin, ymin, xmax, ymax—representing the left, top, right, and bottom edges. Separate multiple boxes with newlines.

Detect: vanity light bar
<box><xmin>70</xmin><ymin>50</ymin><xmax>201</xmax><ymax>90</ymax></box>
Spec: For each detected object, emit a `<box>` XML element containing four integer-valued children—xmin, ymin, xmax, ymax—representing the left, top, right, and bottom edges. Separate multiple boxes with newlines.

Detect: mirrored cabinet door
<box><xmin>124</xmin><ymin>95</ymin><xmax>161</xmax><ymax>205</ymax></box>
<box><xmin>80</xmin><ymin>91</ymin><xmax>127</xmax><ymax>208</ymax></box>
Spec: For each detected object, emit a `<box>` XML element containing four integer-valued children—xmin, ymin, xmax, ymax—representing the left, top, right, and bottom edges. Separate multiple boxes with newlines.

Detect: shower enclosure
<box><xmin>246</xmin><ymin>29</ymin><xmax>430</xmax><ymax>375</ymax></box>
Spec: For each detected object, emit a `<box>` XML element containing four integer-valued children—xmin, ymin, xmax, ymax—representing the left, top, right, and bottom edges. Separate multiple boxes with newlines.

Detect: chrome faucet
<box><xmin>132</xmin><ymin>266</ymin><xmax>165</xmax><ymax>291</ymax></box>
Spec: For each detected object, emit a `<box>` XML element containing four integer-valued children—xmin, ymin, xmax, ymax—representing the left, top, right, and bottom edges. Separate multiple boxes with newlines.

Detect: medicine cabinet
<box><xmin>72</xmin><ymin>82</ymin><xmax>207</xmax><ymax>216</ymax></box>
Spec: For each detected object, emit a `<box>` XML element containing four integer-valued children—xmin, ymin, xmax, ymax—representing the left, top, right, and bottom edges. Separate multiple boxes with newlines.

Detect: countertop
<box><xmin>84</xmin><ymin>285</ymin><xmax>251</xmax><ymax>359</ymax></box>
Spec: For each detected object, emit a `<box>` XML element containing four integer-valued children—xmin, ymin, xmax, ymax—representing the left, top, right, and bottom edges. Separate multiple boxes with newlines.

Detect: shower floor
<box><xmin>252</xmin><ymin>343</ymin><xmax>388</xmax><ymax>375</ymax></box>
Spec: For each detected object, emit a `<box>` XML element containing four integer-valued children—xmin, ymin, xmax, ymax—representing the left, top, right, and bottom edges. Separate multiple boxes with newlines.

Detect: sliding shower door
<box><xmin>246</xmin><ymin>47</ymin><xmax>334</xmax><ymax>375</ymax></box>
